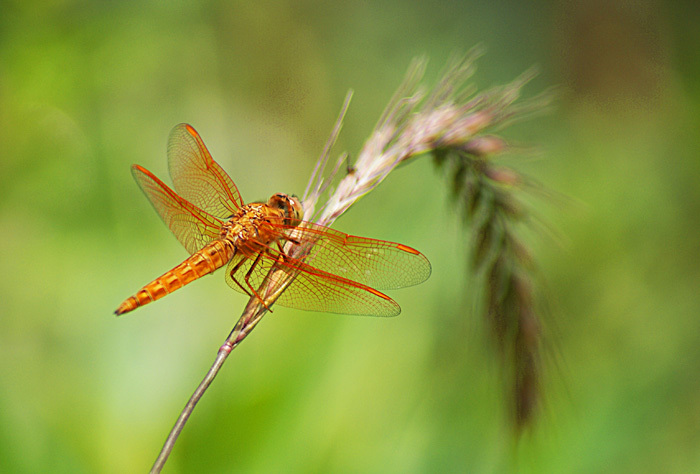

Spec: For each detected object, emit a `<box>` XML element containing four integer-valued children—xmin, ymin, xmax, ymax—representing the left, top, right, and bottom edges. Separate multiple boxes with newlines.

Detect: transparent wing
<box><xmin>167</xmin><ymin>123</ymin><xmax>244</xmax><ymax>219</ymax></box>
<box><xmin>225</xmin><ymin>250</ymin><xmax>402</xmax><ymax>317</ymax></box>
<box><xmin>132</xmin><ymin>164</ymin><xmax>222</xmax><ymax>255</ymax></box>
<box><xmin>279</xmin><ymin>222</ymin><xmax>432</xmax><ymax>290</ymax></box>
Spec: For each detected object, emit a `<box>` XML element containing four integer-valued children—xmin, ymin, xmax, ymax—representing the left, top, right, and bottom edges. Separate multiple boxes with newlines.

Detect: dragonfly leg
<box><xmin>275</xmin><ymin>240</ymin><xmax>292</xmax><ymax>256</ymax></box>
<box><xmin>243</xmin><ymin>250</ymin><xmax>273</xmax><ymax>312</ymax></box>
<box><xmin>277</xmin><ymin>238</ymin><xmax>307</xmax><ymax>262</ymax></box>
<box><xmin>228</xmin><ymin>257</ymin><xmax>253</xmax><ymax>298</ymax></box>
<box><xmin>285</xmin><ymin>235</ymin><xmax>302</xmax><ymax>246</ymax></box>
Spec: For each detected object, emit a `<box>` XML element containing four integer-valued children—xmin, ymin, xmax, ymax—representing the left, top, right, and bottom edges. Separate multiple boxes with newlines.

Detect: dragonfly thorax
<box><xmin>218</xmin><ymin>199</ymin><xmax>299</xmax><ymax>257</ymax></box>
<box><xmin>219</xmin><ymin>203</ymin><xmax>265</xmax><ymax>241</ymax></box>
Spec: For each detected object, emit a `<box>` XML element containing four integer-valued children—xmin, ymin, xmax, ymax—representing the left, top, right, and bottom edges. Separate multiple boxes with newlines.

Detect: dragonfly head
<box><xmin>268</xmin><ymin>193</ymin><xmax>304</xmax><ymax>227</ymax></box>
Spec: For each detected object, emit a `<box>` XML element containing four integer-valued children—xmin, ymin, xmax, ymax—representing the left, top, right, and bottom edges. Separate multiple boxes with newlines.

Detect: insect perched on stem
<box><xmin>115</xmin><ymin>124</ymin><xmax>431</xmax><ymax>317</ymax></box>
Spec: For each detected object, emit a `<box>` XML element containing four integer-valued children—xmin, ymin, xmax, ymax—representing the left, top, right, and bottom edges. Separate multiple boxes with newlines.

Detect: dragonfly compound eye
<box><xmin>268</xmin><ymin>193</ymin><xmax>303</xmax><ymax>226</ymax></box>
<box><xmin>288</xmin><ymin>196</ymin><xmax>304</xmax><ymax>224</ymax></box>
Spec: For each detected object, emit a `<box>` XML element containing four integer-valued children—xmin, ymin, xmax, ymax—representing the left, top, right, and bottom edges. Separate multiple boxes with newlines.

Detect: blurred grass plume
<box><xmin>306</xmin><ymin>48</ymin><xmax>552</xmax><ymax>431</ymax></box>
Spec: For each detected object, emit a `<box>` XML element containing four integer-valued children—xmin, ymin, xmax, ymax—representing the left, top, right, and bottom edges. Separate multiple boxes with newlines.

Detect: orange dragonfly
<box><xmin>115</xmin><ymin>124</ymin><xmax>431</xmax><ymax>317</ymax></box>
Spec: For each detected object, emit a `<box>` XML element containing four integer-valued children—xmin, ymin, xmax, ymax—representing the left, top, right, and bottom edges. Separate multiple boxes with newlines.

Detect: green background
<box><xmin>2</xmin><ymin>1</ymin><xmax>699</xmax><ymax>472</ymax></box>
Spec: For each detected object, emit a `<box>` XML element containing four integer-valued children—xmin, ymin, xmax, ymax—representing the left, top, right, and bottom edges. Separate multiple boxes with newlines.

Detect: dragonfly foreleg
<box><xmin>276</xmin><ymin>237</ymin><xmax>308</xmax><ymax>263</ymax></box>
<box><xmin>275</xmin><ymin>240</ymin><xmax>292</xmax><ymax>257</ymax></box>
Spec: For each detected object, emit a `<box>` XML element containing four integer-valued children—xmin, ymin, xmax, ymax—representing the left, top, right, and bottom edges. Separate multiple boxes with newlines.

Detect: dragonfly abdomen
<box><xmin>115</xmin><ymin>240</ymin><xmax>236</xmax><ymax>315</ymax></box>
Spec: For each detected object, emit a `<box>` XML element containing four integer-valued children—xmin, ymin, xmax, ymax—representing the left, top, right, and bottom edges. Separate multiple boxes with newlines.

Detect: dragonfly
<box><xmin>115</xmin><ymin>124</ymin><xmax>431</xmax><ymax>317</ymax></box>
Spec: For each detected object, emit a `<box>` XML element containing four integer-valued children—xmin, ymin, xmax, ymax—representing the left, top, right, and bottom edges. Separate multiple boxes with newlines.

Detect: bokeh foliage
<box><xmin>1</xmin><ymin>1</ymin><xmax>700</xmax><ymax>472</ymax></box>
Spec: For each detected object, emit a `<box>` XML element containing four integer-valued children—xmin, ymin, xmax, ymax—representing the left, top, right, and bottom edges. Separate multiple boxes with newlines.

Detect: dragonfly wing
<box><xmin>224</xmin><ymin>249</ymin><xmax>401</xmax><ymax>317</ymax></box>
<box><xmin>282</xmin><ymin>222</ymin><xmax>432</xmax><ymax>290</ymax></box>
<box><xmin>167</xmin><ymin>123</ymin><xmax>244</xmax><ymax>220</ymax></box>
<box><xmin>132</xmin><ymin>164</ymin><xmax>222</xmax><ymax>254</ymax></box>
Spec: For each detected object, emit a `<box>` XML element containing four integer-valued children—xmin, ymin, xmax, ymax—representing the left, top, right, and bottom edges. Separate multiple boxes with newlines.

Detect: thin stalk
<box><xmin>150</xmin><ymin>347</ymin><xmax>230</xmax><ymax>474</ymax></box>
